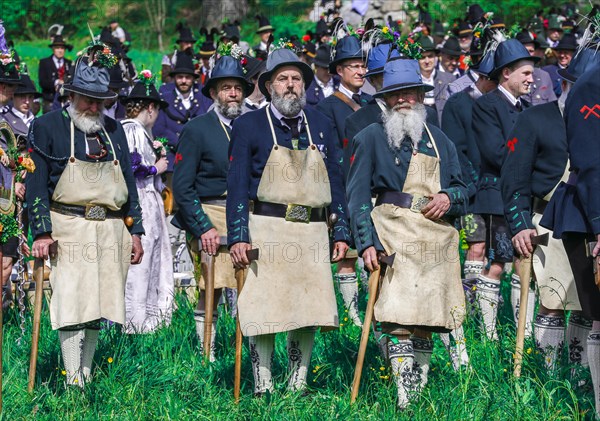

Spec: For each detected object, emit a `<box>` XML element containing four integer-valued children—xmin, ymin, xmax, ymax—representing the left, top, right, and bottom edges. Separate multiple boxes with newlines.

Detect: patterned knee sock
<box><xmin>194</xmin><ymin>311</ymin><xmax>218</xmax><ymax>362</ymax></box>
<box><xmin>439</xmin><ymin>326</ymin><xmax>469</xmax><ymax>371</ymax></box>
<box><xmin>511</xmin><ymin>274</ymin><xmax>536</xmax><ymax>338</ymax></box>
<box><xmin>463</xmin><ymin>260</ymin><xmax>484</xmax><ymax>306</ymax></box>
<box><xmin>411</xmin><ymin>336</ymin><xmax>433</xmax><ymax>391</ymax></box>
<box><xmin>249</xmin><ymin>334</ymin><xmax>275</xmax><ymax>394</ymax></box>
<box><xmin>58</xmin><ymin>329</ymin><xmax>85</xmax><ymax>387</ymax></box>
<box><xmin>287</xmin><ymin>328</ymin><xmax>316</xmax><ymax>391</ymax></box>
<box><xmin>534</xmin><ymin>314</ymin><xmax>565</xmax><ymax>370</ymax></box>
<box><xmin>388</xmin><ymin>339</ymin><xmax>415</xmax><ymax>409</ymax></box>
<box><xmin>475</xmin><ymin>274</ymin><xmax>501</xmax><ymax>340</ymax></box>
<box><xmin>587</xmin><ymin>331</ymin><xmax>600</xmax><ymax>418</ymax></box>
<box><xmin>335</xmin><ymin>273</ymin><xmax>362</xmax><ymax>327</ymax></box>
<box><xmin>567</xmin><ymin>312</ymin><xmax>593</xmax><ymax>369</ymax></box>
<box><xmin>81</xmin><ymin>328</ymin><xmax>100</xmax><ymax>384</ymax></box>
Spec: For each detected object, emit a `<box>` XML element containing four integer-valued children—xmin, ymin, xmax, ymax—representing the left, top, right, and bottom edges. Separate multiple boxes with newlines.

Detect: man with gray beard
<box><xmin>172</xmin><ymin>51</ymin><xmax>253</xmax><ymax>362</ymax></box>
<box><xmin>227</xmin><ymin>45</ymin><xmax>351</xmax><ymax>395</ymax></box>
<box><xmin>347</xmin><ymin>58</ymin><xmax>467</xmax><ymax>408</ymax></box>
<box><xmin>26</xmin><ymin>50</ymin><xmax>144</xmax><ymax>388</ymax></box>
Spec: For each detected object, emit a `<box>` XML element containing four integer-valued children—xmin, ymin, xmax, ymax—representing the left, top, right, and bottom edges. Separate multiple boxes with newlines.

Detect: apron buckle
<box><xmin>285</xmin><ymin>204</ymin><xmax>312</xmax><ymax>223</ymax></box>
<box><xmin>85</xmin><ymin>204</ymin><xmax>108</xmax><ymax>221</ymax></box>
<box><xmin>410</xmin><ymin>195</ymin><xmax>431</xmax><ymax>213</ymax></box>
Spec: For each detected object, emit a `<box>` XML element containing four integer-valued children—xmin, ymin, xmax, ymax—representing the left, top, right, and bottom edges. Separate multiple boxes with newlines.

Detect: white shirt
<box><xmin>52</xmin><ymin>55</ymin><xmax>64</xmax><ymax>69</ymax></box>
<box><xmin>338</xmin><ymin>83</ymin><xmax>361</xmax><ymax>101</ymax></box>
<box><xmin>244</xmin><ymin>97</ymin><xmax>268</xmax><ymax>110</ymax></box>
<box><xmin>176</xmin><ymin>88</ymin><xmax>193</xmax><ymax>110</ymax></box>
<box><xmin>422</xmin><ymin>70</ymin><xmax>436</xmax><ymax>106</ymax></box>
<box><xmin>214</xmin><ymin>106</ymin><xmax>233</xmax><ymax>129</ymax></box>
<box><xmin>11</xmin><ymin>107</ymin><xmax>34</xmax><ymax>128</ymax></box>
<box><xmin>103</xmin><ymin>102</ymin><xmax>118</xmax><ymax>120</ymax></box>
<box><xmin>315</xmin><ymin>76</ymin><xmax>335</xmax><ymax>98</ymax></box>
<box><xmin>498</xmin><ymin>84</ymin><xmax>520</xmax><ymax>107</ymax></box>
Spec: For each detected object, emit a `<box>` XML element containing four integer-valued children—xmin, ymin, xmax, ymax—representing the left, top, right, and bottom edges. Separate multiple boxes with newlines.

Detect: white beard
<box><xmin>216</xmin><ymin>100</ymin><xmax>242</xmax><ymax>119</ymax></box>
<box><xmin>382</xmin><ymin>103</ymin><xmax>427</xmax><ymax>151</ymax></box>
<box><xmin>67</xmin><ymin>105</ymin><xmax>105</xmax><ymax>134</ymax></box>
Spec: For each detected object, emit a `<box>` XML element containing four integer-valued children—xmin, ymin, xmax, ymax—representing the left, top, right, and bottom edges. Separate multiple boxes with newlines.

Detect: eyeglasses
<box><xmin>343</xmin><ymin>63</ymin><xmax>367</xmax><ymax>72</ymax></box>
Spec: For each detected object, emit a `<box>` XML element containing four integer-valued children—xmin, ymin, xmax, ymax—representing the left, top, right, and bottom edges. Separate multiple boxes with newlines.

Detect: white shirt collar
<box><xmin>270</xmin><ymin>104</ymin><xmax>304</xmax><ymax>129</ymax></box>
<box><xmin>498</xmin><ymin>84</ymin><xmax>519</xmax><ymax>107</ymax></box>
<box><xmin>338</xmin><ymin>83</ymin><xmax>361</xmax><ymax>100</ymax></box>
<box><xmin>11</xmin><ymin>107</ymin><xmax>34</xmax><ymax>126</ymax></box>
<box><xmin>214</xmin><ymin>106</ymin><xmax>233</xmax><ymax>128</ymax></box>
<box><xmin>176</xmin><ymin>88</ymin><xmax>194</xmax><ymax>109</ymax></box>
<box><xmin>244</xmin><ymin>97</ymin><xmax>268</xmax><ymax>109</ymax></box>
<box><xmin>52</xmin><ymin>55</ymin><xmax>64</xmax><ymax>67</ymax></box>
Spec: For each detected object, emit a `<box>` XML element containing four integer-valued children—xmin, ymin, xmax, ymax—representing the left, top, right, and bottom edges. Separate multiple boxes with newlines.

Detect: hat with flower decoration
<box><xmin>0</xmin><ymin>22</ymin><xmax>21</xmax><ymax>85</ymax></box>
<box><xmin>201</xmin><ymin>43</ymin><xmax>254</xmax><ymax>98</ymax></box>
<box><xmin>63</xmin><ymin>27</ymin><xmax>120</xmax><ymax>99</ymax></box>
<box><xmin>371</xmin><ymin>27</ymin><xmax>434</xmax><ymax>97</ymax></box>
<box><xmin>122</xmin><ymin>69</ymin><xmax>168</xmax><ymax>109</ymax></box>
<box><xmin>258</xmin><ymin>38</ymin><xmax>314</xmax><ymax>99</ymax></box>
<box><xmin>328</xmin><ymin>21</ymin><xmax>366</xmax><ymax>74</ymax></box>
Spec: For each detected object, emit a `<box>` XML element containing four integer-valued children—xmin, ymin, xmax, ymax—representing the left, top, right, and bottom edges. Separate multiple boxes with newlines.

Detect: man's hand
<box><xmin>421</xmin><ymin>193</ymin><xmax>451</xmax><ymax>220</ymax></box>
<box><xmin>131</xmin><ymin>235</ymin><xmax>144</xmax><ymax>264</ymax></box>
<box><xmin>230</xmin><ymin>242</ymin><xmax>252</xmax><ymax>269</ymax></box>
<box><xmin>201</xmin><ymin>227</ymin><xmax>220</xmax><ymax>256</ymax></box>
<box><xmin>15</xmin><ymin>182</ymin><xmax>25</xmax><ymax>201</ymax></box>
<box><xmin>32</xmin><ymin>234</ymin><xmax>55</xmax><ymax>260</ymax></box>
<box><xmin>593</xmin><ymin>234</ymin><xmax>600</xmax><ymax>258</ymax></box>
<box><xmin>331</xmin><ymin>241</ymin><xmax>349</xmax><ymax>262</ymax></box>
<box><xmin>512</xmin><ymin>228</ymin><xmax>537</xmax><ymax>258</ymax></box>
<box><xmin>362</xmin><ymin>246</ymin><xmax>380</xmax><ymax>272</ymax></box>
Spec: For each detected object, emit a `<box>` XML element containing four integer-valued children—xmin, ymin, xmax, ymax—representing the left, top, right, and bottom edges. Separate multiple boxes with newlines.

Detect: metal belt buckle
<box><xmin>410</xmin><ymin>195</ymin><xmax>431</xmax><ymax>213</ymax></box>
<box><xmin>85</xmin><ymin>204</ymin><xmax>107</xmax><ymax>221</ymax></box>
<box><xmin>285</xmin><ymin>204</ymin><xmax>312</xmax><ymax>223</ymax></box>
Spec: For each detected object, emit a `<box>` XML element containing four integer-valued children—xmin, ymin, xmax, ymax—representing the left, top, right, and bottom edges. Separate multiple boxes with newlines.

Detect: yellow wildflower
<box><xmin>108</xmin><ymin>357</ymin><xmax>114</xmax><ymax>363</ymax></box>
<box><xmin>61</xmin><ymin>370</ymin><xmax>66</xmax><ymax>376</ymax></box>
<box><xmin>526</xmin><ymin>348</ymin><xmax>532</xmax><ymax>355</ymax></box>
<box><xmin>379</xmin><ymin>366</ymin><xmax>385</xmax><ymax>371</ymax></box>
<box><xmin>382</xmin><ymin>26</ymin><xmax>389</xmax><ymax>34</ymax></box>
<box><xmin>344</xmin><ymin>317</ymin><xmax>348</xmax><ymax>322</ymax></box>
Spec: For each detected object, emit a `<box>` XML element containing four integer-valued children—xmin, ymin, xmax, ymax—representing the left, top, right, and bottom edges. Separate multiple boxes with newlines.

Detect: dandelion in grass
<box><xmin>344</xmin><ymin>317</ymin><xmax>348</xmax><ymax>322</ymax></box>
<box><xmin>61</xmin><ymin>370</ymin><xmax>66</xmax><ymax>376</ymax></box>
<box><xmin>526</xmin><ymin>348</ymin><xmax>532</xmax><ymax>355</ymax></box>
<box><xmin>108</xmin><ymin>357</ymin><xmax>114</xmax><ymax>363</ymax></box>
<box><xmin>379</xmin><ymin>366</ymin><xmax>385</xmax><ymax>371</ymax></box>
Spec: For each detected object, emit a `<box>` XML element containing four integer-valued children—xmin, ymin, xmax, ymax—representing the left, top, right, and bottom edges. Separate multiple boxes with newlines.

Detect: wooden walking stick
<box><xmin>514</xmin><ymin>233</ymin><xmax>548</xmax><ymax>377</ymax></box>
<box><xmin>351</xmin><ymin>253</ymin><xmax>395</xmax><ymax>404</ymax></box>
<box><xmin>233</xmin><ymin>248</ymin><xmax>258</xmax><ymax>403</ymax></box>
<box><xmin>28</xmin><ymin>258</ymin><xmax>45</xmax><ymax>392</ymax></box>
<box><xmin>200</xmin><ymin>251</ymin><xmax>216</xmax><ymax>361</ymax></box>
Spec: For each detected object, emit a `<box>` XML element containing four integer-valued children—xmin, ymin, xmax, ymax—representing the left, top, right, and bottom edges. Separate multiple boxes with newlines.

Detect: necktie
<box><xmin>282</xmin><ymin>117</ymin><xmax>300</xmax><ymax>139</ymax></box>
<box><xmin>515</xmin><ymin>101</ymin><xmax>522</xmax><ymax>112</ymax></box>
<box><xmin>352</xmin><ymin>93</ymin><xmax>362</xmax><ymax>105</ymax></box>
<box><xmin>86</xmin><ymin>133</ymin><xmax>106</xmax><ymax>158</ymax></box>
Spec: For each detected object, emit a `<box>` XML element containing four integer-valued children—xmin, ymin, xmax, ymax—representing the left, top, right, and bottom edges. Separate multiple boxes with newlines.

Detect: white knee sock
<box><xmin>587</xmin><ymin>331</ymin><xmax>600</xmax><ymax>418</ymax></box>
<box><xmin>475</xmin><ymin>274</ymin><xmax>501</xmax><ymax>340</ymax></box>
<box><xmin>463</xmin><ymin>260</ymin><xmax>484</xmax><ymax>308</ymax></box>
<box><xmin>567</xmin><ymin>312</ymin><xmax>592</xmax><ymax>369</ymax></box>
<box><xmin>287</xmin><ymin>329</ymin><xmax>316</xmax><ymax>391</ymax></box>
<box><xmin>58</xmin><ymin>329</ymin><xmax>85</xmax><ymax>387</ymax></box>
<box><xmin>194</xmin><ymin>311</ymin><xmax>217</xmax><ymax>362</ymax></box>
<box><xmin>335</xmin><ymin>273</ymin><xmax>362</xmax><ymax>327</ymax></box>
<box><xmin>249</xmin><ymin>334</ymin><xmax>275</xmax><ymax>394</ymax></box>
<box><xmin>440</xmin><ymin>327</ymin><xmax>469</xmax><ymax>371</ymax></box>
<box><xmin>388</xmin><ymin>339</ymin><xmax>415</xmax><ymax>409</ymax></box>
<box><xmin>81</xmin><ymin>328</ymin><xmax>99</xmax><ymax>383</ymax></box>
<box><xmin>534</xmin><ymin>314</ymin><xmax>565</xmax><ymax>370</ymax></box>
<box><xmin>411</xmin><ymin>336</ymin><xmax>433</xmax><ymax>391</ymax></box>
<box><xmin>510</xmin><ymin>274</ymin><xmax>536</xmax><ymax>338</ymax></box>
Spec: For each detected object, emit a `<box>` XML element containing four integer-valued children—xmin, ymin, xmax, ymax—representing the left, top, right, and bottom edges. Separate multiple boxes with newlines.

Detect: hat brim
<box><xmin>490</xmin><ymin>56</ymin><xmax>540</xmax><ymax>78</ymax></box>
<box><xmin>122</xmin><ymin>96</ymin><xmax>169</xmax><ymax>110</ymax></box>
<box><xmin>176</xmin><ymin>38</ymin><xmax>197</xmax><ymax>43</ymax></box>
<box><xmin>63</xmin><ymin>84</ymin><xmax>118</xmax><ymax>100</ymax></box>
<box><xmin>0</xmin><ymin>76</ymin><xmax>22</xmax><ymax>85</ymax></box>
<box><xmin>199</xmin><ymin>50</ymin><xmax>216</xmax><ymax>57</ymax></box>
<box><xmin>15</xmin><ymin>90</ymin><xmax>42</xmax><ymax>98</ymax></box>
<box><xmin>258</xmin><ymin>61</ymin><xmax>314</xmax><ymax>99</ymax></box>
<box><xmin>374</xmin><ymin>82</ymin><xmax>434</xmax><ymax>98</ymax></box>
<box><xmin>201</xmin><ymin>76</ymin><xmax>254</xmax><ymax>99</ymax></box>
<box><xmin>49</xmin><ymin>42</ymin><xmax>73</xmax><ymax>50</ymax></box>
<box><xmin>557</xmin><ymin>67</ymin><xmax>576</xmax><ymax>83</ymax></box>
<box><xmin>439</xmin><ymin>48</ymin><xmax>462</xmax><ymax>57</ymax></box>
<box><xmin>364</xmin><ymin>67</ymin><xmax>384</xmax><ymax>77</ymax></box>
<box><xmin>256</xmin><ymin>26</ymin><xmax>274</xmax><ymax>34</ymax></box>
<box><xmin>169</xmin><ymin>69</ymin><xmax>200</xmax><ymax>78</ymax></box>
<box><xmin>554</xmin><ymin>44</ymin><xmax>577</xmax><ymax>51</ymax></box>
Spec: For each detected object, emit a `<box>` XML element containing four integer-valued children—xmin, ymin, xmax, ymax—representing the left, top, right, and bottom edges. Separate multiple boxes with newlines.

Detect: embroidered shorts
<box><xmin>482</xmin><ymin>214</ymin><xmax>514</xmax><ymax>263</ymax></box>
<box><xmin>458</xmin><ymin>213</ymin><xmax>486</xmax><ymax>243</ymax></box>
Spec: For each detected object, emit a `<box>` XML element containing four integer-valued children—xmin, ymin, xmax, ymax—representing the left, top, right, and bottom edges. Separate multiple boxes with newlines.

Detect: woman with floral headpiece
<box><xmin>120</xmin><ymin>70</ymin><xmax>174</xmax><ymax>334</ymax></box>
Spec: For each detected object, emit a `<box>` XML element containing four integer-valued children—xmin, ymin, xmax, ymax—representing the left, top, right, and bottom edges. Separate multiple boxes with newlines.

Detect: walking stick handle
<box><xmin>28</xmin><ymin>258</ymin><xmax>45</xmax><ymax>392</ymax></box>
<box><xmin>234</xmin><ymin>268</ymin><xmax>246</xmax><ymax>403</ymax></box>
<box><xmin>350</xmin><ymin>266</ymin><xmax>381</xmax><ymax>404</ymax></box>
<box><xmin>514</xmin><ymin>255</ymin><xmax>533</xmax><ymax>377</ymax></box>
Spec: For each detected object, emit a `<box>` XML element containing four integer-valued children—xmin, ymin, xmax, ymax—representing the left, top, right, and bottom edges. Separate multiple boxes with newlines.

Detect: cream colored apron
<box><xmin>371</xmin><ymin>125</ymin><xmax>465</xmax><ymax>331</ymax></box>
<box><xmin>188</xmin><ymin>203</ymin><xmax>237</xmax><ymax>289</ymax></box>
<box><xmin>238</xmin><ymin>106</ymin><xmax>338</xmax><ymax>336</ymax></box>
<box><xmin>49</xmin><ymin>121</ymin><xmax>131</xmax><ymax>330</ymax></box>
<box><xmin>532</xmin><ymin>164</ymin><xmax>581</xmax><ymax>311</ymax></box>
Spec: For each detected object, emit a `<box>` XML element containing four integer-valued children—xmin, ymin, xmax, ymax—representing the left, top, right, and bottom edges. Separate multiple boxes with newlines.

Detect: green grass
<box><xmin>1</xmin><ymin>276</ymin><xmax>595</xmax><ymax>420</ymax></box>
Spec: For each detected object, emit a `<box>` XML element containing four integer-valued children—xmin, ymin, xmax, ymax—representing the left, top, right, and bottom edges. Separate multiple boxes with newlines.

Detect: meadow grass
<box><xmin>1</xmin><ymin>276</ymin><xmax>594</xmax><ymax>420</ymax></box>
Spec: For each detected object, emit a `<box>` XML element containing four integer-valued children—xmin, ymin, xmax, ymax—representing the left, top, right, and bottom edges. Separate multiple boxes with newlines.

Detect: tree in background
<box><xmin>144</xmin><ymin>0</ymin><xmax>167</xmax><ymax>51</ymax></box>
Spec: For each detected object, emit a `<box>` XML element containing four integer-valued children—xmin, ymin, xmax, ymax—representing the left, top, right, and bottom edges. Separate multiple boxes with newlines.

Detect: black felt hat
<box><xmin>123</xmin><ymin>71</ymin><xmax>168</xmax><ymax>109</ymax></box>
<box><xmin>176</xmin><ymin>22</ymin><xmax>196</xmax><ymax>43</ymax></box>
<box><xmin>169</xmin><ymin>53</ymin><xmax>199</xmax><ymax>78</ymax></box>
<box><xmin>256</xmin><ymin>15</ymin><xmax>274</xmax><ymax>34</ymax></box>
<box><xmin>49</xmin><ymin>34</ymin><xmax>73</xmax><ymax>51</ymax></box>
<box><xmin>13</xmin><ymin>74</ymin><xmax>41</xmax><ymax>98</ymax></box>
<box><xmin>440</xmin><ymin>36</ymin><xmax>462</xmax><ymax>56</ymax></box>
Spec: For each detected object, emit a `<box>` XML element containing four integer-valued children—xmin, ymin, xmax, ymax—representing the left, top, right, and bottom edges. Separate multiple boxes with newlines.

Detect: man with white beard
<box><xmin>172</xmin><ymin>48</ymin><xmax>254</xmax><ymax>362</ymax></box>
<box><xmin>227</xmin><ymin>45</ymin><xmax>351</xmax><ymax>395</ymax></box>
<box><xmin>26</xmin><ymin>47</ymin><xmax>144</xmax><ymax>388</ymax></box>
<box><xmin>346</xmin><ymin>58</ymin><xmax>467</xmax><ymax>408</ymax></box>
